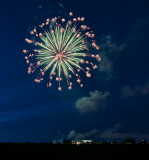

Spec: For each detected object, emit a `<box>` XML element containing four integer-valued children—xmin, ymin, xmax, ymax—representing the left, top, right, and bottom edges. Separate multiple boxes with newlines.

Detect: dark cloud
<box><xmin>98</xmin><ymin>35</ymin><xmax>125</xmax><ymax>80</ymax></box>
<box><xmin>99</xmin><ymin>55</ymin><xmax>113</xmax><ymax>79</ymax></box>
<box><xmin>37</xmin><ymin>5</ymin><xmax>43</xmax><ymax>9</ymax></box>
<box><xmin>67</xmin><ymin>129</ymin><xmax>100</xmax><ymax>140</ymax></box>
<box><xmin>117</xmin><ymin>16</ymin><xmax>149</xmax><ymax>83</ymax></box>
<box><xmin>121</xmin><ymin>81</ymin><xmax>149</xmax><ymax>98</ymax></box>
<box><xmin>101</xmin><ymin>35</ymin><xmax>125</xmax><ymax>52</ymax></box>
<box><xmin>58</xmin><ymin>3</ymin><xmax>65</xmax><ymax>9</ymax></box>
<box><xmin>67</xmin><ymin>124</ymin><xmax>149</xmax><ymax>141</ymax></box>
<box><xmin>98</xmin><ymin>124</ymin><xmax>149</xmax><ymax>141</ymax></box>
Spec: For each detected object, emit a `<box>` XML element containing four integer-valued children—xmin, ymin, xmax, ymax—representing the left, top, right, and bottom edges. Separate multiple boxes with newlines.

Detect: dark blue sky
<box><xmin>0</xmin><ymin>0</ymin><xmax>149</xmax><ymax>142</ymax></box>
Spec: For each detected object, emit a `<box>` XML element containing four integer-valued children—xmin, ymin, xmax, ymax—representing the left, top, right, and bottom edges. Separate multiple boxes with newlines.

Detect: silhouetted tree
<box><xmin>142</xmin><ymin>139</ymin><xmax>147</xmax><ymax>144</ymax></box>
<box><xmin>124</xmin><ymin>139</ymin><xmax>136</xmax><ymax>144</ymax></box>
<box><xmin>63</xmin><ymin>139</ymin><xmax>71</xmax><ymax>144</ymax></box>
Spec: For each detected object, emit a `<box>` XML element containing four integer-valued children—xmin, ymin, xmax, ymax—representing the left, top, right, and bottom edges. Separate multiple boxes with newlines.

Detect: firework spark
<box><xmin>23</xmin><ymin>12</ymin><xmax>101</xmax><ymax>91</ymax></box>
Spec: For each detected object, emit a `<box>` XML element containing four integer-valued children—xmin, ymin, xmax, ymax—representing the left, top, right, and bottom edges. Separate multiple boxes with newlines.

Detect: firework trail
<box><xmin>23</xmin><ymin>12</ymin><xmax>101</xmax><ymax>91</ymax></box>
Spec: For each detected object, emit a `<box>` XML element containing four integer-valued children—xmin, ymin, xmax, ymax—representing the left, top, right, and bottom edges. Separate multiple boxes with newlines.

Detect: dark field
<box><xmin>0</xmin><ymin>143</ymin><xmax>148</xmax><ymax>160</ymax></box>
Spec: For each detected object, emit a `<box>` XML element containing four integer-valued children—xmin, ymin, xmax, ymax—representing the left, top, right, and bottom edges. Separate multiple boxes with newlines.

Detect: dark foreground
<box><xmin>0</xmin><ymin>143</ymin><xmax>148</xmax><ymax>160</ymax></box>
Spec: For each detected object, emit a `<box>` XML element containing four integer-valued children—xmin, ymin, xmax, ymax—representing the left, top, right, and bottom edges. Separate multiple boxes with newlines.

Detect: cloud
<box><xmin>58</xmin><ymin>3</ymin><xmax>65</xmax><ymax>9</ymax></box>
<box><xmin>98</xmin><ymin>17</ymin><xmax>149</xmax><ymax>82</ymax></box>
<box><xmin>67</xmin><ymin>124</ymin><xmax>149</xmax><ymax>141</ymax></box>
<box><xmin>37</xmin><ymin>5</ymin><xmax>43</xmax><ymax>9</ymax></box>
<box><xmin>121</xmin><ymin>82</ymin><xmax>149</xmax><ymax>98</ymax></box>
<box><xmin>101</xmin><ymin>35</ymin><xmax>125</xmax><ymax>52</ymax></box>
<box><xmin>98</xmin><ymin>124</ymin><xmax>149</xmax><ymax>141</ymax></box>
<box><xmin>99</xmin><ymin>124</ymin><xmax>125</xmax><ymax>139</ymax></box>
<box><xmin>98</xmin><ymin>35</ymin><xmax>125</xmax><ymax>80</ymax></box>
<box><xmin>75</xmin><ymin>90</ymin><xmax>110</xmax><ymax>113</ymax></box>
<box><xmin>116</xmin><ymin>16</ymin><xmax>149</xmax><ymax>83</ymax></box>
<box><xmin>67</xmin><ymin>129</ymin><xmax>100</xmax><ymax>140</ymax></box>
<box><xmin>99</xmin><ymin>55</ymin><xmax>113</xmax><ymax>79</ymax></box>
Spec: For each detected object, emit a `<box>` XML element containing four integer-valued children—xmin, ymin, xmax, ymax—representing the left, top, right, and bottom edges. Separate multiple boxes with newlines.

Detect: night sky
<box><xmin>0</xmin><ymin>0</ymin><xmax>149</xmax><ymax>143</ymax></box>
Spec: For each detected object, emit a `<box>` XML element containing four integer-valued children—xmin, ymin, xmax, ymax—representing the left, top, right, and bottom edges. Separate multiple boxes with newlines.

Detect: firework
<box><xmin>23</xmin><ymin>12</ymin><xmax>101</xmax><ymax>91</ymax></box>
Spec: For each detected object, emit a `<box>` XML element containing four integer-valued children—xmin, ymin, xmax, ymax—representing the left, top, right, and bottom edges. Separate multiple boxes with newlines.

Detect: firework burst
<box><xmin>23</xmin><ymin>12</ymin><xmax>101</xmax><ymax>91</ymax></box>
